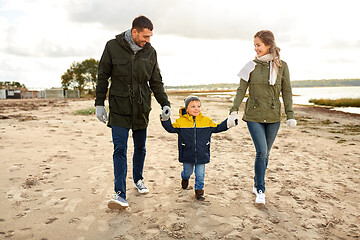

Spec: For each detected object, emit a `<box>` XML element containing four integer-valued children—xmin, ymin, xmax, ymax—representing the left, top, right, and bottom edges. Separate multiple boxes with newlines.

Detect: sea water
<box><xmin>195</xmin><ymin>86</ymin><xmax>360</xmax><ymax>114</ymax></box>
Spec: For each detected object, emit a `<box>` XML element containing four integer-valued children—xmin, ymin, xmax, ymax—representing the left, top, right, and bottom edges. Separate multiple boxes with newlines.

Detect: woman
<box><xmin>228</xmin><ymin>30</ymin><xmax>296</xmax><ymax>205</ymax></box>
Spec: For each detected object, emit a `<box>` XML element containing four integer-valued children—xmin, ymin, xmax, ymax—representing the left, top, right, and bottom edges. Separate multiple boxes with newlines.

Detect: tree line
<box><xmin>3</xmin><ymin>59</ymin><xmax>359</xmax><ymax>95</ymax></box>
<box><xmin>61</xmin><ymin>58</ymin><xmax>99</xmax><ymax>96</ymax></box>
<box><xmin>0</xmin><ymin>81</ymin><xmax>27</xmax><ymax>89</ymax></box>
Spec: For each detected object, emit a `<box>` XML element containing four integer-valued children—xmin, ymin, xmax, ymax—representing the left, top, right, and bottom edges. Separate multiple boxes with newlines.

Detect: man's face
<box><xmin>132</xmin><ymin>28</ymin><xmax>153</xmax><ymax>47</ymax></box>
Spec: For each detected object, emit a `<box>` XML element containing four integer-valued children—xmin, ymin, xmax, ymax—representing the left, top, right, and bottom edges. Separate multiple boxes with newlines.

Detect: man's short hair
<box><xmin>132</xmin><ymin>15</ymin><xmax>153</xmax><ymax>32</ymax></box>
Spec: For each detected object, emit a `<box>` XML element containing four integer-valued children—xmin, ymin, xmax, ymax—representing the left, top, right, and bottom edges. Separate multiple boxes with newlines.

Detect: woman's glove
<box><xmin>161</xmin><ymin>106</ymin><xmax>171</xmax><ymax>121</ymax></box>
<box><xmin>227</xmin><ymin>111</ymin><xmax>239</xmax><ymax>128</ymax></box>
<box><xmin>96</xmin><ymin>106</ymin><xmax>108</xmax><ymax>123</ymax></box>
<box><xmin>286</xmin><ymin>119</ymin><xmax>297</xmax><ymax>128</ymax></box>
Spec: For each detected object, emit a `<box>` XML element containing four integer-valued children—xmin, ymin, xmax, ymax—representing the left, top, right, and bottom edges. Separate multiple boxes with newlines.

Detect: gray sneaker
<box><xmin>108</xmin><ymin>194</ymin><xmax>128</xmax><ymax>209</ymax></box>
<box><xmin>134</xmin><ymin>179</ymin><xmax>149</xmax><ymax>193</ymax></box>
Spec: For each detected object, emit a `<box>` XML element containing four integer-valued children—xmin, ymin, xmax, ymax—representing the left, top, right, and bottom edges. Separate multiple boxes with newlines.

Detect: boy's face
<box><xmin>186</xmin><ymin>100</ymin><xmax>201</xmax><ymax>117</ymax></box>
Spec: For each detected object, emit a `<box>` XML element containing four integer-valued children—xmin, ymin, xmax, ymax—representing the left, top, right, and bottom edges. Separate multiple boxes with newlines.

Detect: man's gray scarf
<box><xmin>124</xmin><ymin>29</ymin><xmax>142</xmax><ymax>54</ymax></box>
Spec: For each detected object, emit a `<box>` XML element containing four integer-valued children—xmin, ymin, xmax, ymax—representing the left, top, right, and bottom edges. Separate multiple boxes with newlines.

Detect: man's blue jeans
<box><xmin>246</xmin><ymin>121</ymin><xmax>280</xmax><ymax>193</ymax></box>
<box><xmin>111</xmin><ymin>126</ymin><xmax>147</xmax><ymax>200</ymax></box>
<box><xmin>181</xmin><ymin>163</ymin><xmax>205</xmax><ymax>190</ymax></box>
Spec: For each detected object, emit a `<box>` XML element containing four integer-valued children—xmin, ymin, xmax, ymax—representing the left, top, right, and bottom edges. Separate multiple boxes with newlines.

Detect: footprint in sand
<box><xmin>87</xmin><ymin>166</ymin><xmax>110</xmax><ymax>184</ymax></box>
<box><xmin>9</xmin><ymin>163</ymin><xmax>24</xmax><ymax>172</ymax></box>
<box><xmin>64</xmin><ymin>176</ymin><xmax>81</xmax><ymax>183</ymax></box>
<box><xmin>42</xmin><ymin>187</ymin><xmax>80</xmax><ymax>197</ymax></box>
<box><xmin>6</xmin><ymin>187</ymin><xmax>26</xmax><ymax>202</ymax></box>
<box><xmin>44</xmin><ymin>196</ymin><xmax>67</xmax><ymax>208</ymax></box>
<box><xmin>77</xmin><ymin>215</ymin><xmax>96</xmax><ymax>231</ymax></box>
<box><xmin>98</xmin><ymin>220</ymin><xmax>110</xmax><ymax>232</ymax></box>
<box><xmin>65</xmin><ymin>198</ymin><xmax>83</xmax><ymax>212</ymax></box>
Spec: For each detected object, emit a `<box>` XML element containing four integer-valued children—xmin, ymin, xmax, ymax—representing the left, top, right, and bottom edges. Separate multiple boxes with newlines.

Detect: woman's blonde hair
<box><xmin>254</xmin><ymin>30</ymin><xmax>282</xmax><ymax>68</ymax></box>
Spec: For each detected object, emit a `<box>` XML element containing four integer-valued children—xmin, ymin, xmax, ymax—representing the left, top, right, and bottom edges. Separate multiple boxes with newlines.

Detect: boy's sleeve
<box><xmin>210</xmin><ymin>119</ymin><xmax>228</xmax><ymax>133</ymax></box>
<box><xmin>160</xmin><ymin>117</ymin><xmax>179</xmax><ymax>133</ymax></box>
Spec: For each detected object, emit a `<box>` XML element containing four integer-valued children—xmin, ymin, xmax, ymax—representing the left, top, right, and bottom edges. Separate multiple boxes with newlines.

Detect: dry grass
<box><xmin>309</xmin><ymin>98</ymin><xmax>360</xmax><ymax>107</ymax></box>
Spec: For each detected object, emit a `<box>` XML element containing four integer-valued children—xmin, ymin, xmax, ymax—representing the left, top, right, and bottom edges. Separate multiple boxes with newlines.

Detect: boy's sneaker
<box><xmin>134</xmin><ymin>179</ymin><xmax>149</xmax><ymax>193</ymax></box>
<box><xmin>181</xmin><ymin>179</ymin><xmax>189</xmax><ymax>189</ymax></box>
<box><xmin>195</xmin><ymin>189</ymin><xmax>205</xmax><ymax>201</ymax></box>
<box><xmin>108</xmin><ymin>194</ymin><xmax>128</xmax><ymax>209</ymax></box>
<box><xmin>255</xmin><ymin>190</ymin><xmax>265</xmax><ymax>205</ymax></box>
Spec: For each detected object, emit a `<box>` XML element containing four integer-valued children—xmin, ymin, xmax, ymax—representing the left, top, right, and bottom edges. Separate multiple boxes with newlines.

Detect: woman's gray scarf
<box><xmin>124</xmin><ymin>29</ymin><xmax>142</xmax><ymax>54</ymax></box>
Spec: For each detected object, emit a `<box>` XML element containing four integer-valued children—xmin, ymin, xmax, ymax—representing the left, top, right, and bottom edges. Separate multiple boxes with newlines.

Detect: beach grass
<box><xmin>72</xmin><ymin>107</ymin><xmax>96</xmax><ymax>115</ymax></box>
<box><xmin>71</xmin><ymin>106</ymin><xmax>109</xmax><ymax>115</ymax></box>
<box><xmin>309</xmin><ymin>98</ymin><xmax>360</xmax><ymax>107</ymax></box>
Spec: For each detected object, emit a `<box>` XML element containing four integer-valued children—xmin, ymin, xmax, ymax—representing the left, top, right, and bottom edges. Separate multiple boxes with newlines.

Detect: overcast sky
<box><xmin>1</xmin><ymin>0</ymin><xmax>359</xmax><ymax>89</ymax></box>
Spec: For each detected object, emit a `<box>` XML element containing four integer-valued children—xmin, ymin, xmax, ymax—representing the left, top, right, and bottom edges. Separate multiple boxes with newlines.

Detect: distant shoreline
<box><xmin>1</xmin><ymin>96</ymin><xmax>359</xmax><ymax>118</ymax></box>
<box><xmin>165</xmin><ymin>79</ymin><xmax>360</xmax><ymax>91</ymax></box>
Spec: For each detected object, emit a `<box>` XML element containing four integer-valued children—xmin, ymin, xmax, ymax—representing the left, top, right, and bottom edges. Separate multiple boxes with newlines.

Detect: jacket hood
<box><xmin>115</xmin><ymin>32</ymin><xmax>127</xmax><ymax>47</ymax></box>
<box><xmin>115</xmin><ymin>31</ymin><xmax>151</xmax><ymax>51</ymax></box>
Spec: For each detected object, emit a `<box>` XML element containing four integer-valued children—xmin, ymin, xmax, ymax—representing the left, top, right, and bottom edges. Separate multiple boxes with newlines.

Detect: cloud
<box><xmin>64</xmin><ymin>0</ymin><xmax>302</xmax><ymax>41</ymax></box>
<box><xmin>1</xmin><ymin>0</ymin><xmax>360</xmax><ymax>89</ymax></box>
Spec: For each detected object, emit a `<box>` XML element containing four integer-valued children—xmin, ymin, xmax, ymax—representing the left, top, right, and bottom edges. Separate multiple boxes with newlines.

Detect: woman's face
<box><xmin>254</xmin><ymin>37</ymin><xmax>270</xmax><ymax>57</ymax></box>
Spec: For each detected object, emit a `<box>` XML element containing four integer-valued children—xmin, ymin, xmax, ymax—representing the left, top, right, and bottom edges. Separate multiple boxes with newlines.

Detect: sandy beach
<box><xmin>0</xmin><ymin>95</ymin><xmax>359</xmax><ymax>240</ymax></box>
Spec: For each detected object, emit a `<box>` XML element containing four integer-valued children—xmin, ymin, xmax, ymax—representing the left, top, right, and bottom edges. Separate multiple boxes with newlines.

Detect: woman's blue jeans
<box><xmin>181</xmin><ymin>163</ymin><xmax>205</xmax><ymax>190</ymax></box>
<box><xmin>111</xmin><ymin>126</ymin><xmax>147</xmax><ymax>200</ymax></box>
<box><xmin>247</xmin><ymin>121</ymin><xmax>280</xmax><ymax>193</ymax></box>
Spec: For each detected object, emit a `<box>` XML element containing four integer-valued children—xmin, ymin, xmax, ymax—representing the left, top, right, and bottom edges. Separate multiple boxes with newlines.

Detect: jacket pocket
<box><xmin>245</xmin><ymin>97</ymin><xmax>259</xmax><ymax>117</ymax></box>
<box><xmin>180</xmin><ymin>142</ymin><xmax>185</xmax><ymax>158</ymax></box>
<box><xmin>109</xmin><ymin>89</ymin><xmax>131</xmax><ymax>116</ymax></box>
<box><xmin>113</xmin><ymin>58</ymin><xmax>128</xmax><ymax>77</ymax></box>
<box><xmin>268</xmin><ymin>99</ymin><xmax>281</xmax><ymax>120</ymax></box>
<box><xmin>140</xmin><ymin>86</ymin><xmax>152</xmax><ymax>113</ymax></box>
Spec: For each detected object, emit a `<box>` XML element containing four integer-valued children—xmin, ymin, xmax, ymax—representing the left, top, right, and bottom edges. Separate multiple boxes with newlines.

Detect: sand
<box><xmin>0</xmin><ymin>95</ymin><xmax>359</xmax><ymax>240</ymax></box>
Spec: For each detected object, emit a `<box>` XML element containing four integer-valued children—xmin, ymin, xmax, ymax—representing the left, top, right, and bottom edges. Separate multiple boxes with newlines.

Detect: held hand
<box><xmin>96</xmin><ymin>106</ymin><xmax>108</xmax><ymax>124</ymax></box>
<box><xmin>227</xmin><ymin>111</ymin><xmax>239</xmax><ymax>128</ymax></box>
<box><xmin>286</xmin><ymin>119</ymin><xmax>297</xmax><ymax>128</ymax></box>
<box><xmin>161</xmin><ymin>106</ymin><xmax>171</xmax><ymax>121</ymax></box>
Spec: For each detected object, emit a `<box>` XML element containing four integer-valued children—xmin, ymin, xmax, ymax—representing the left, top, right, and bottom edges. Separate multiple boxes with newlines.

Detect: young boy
<box><xmin>160</xmin><ymin>95</ymin><xmax>237</xmax><ymax>200</ymax></box>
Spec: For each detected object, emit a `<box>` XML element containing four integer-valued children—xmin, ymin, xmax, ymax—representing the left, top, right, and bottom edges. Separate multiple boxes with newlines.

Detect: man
<box><xmin>95</xmin><ymin>15</ymin><xmax>171</xmax><ymax>209</ymax></box>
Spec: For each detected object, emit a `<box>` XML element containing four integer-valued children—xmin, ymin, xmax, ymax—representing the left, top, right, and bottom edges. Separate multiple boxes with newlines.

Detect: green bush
<box><xmin>309</xmin><ymin>98</ymin><xmax>360</xmax><ymax>107</ymax></box>
<box><xmin>72</xmin><ymin>106</ymin><xmax>109</xmax><ymax>116</ymax></box>
<box><xmin>72</xmin><ymin>107</ymin><xmax>96</xmax><ymax>115</ymax></box>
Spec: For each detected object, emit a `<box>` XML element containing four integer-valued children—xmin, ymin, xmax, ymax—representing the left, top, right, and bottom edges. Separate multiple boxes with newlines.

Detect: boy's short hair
<box><xmin>184</xmin><ymin>95</ymin><xmax>201</xmax><ymax>110</ymax></box>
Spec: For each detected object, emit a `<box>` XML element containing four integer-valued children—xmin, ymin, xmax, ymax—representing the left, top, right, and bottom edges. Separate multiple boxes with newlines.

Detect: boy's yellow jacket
<box><xmin>161</xmin><ymin>107</ymin><xmax>228</xmax><ymax>164</ymax></box>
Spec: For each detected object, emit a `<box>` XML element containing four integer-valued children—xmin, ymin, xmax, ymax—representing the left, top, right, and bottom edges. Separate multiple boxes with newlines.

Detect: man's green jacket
<box><xmin>95</xmin><ymin>31</ymin><xmax>170</xmax><ymax>130</ymax></box>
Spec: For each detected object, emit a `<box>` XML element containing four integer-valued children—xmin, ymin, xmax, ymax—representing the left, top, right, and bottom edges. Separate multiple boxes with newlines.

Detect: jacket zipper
<box><xmin>193</xmin><ymin>117</ymin><xmax>197</xmax><ymax>164</ymax></box>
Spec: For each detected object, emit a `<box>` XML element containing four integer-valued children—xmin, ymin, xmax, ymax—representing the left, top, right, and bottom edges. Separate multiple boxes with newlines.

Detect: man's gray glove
<box><xmin>227</xmin><ymin>111</ymin><xmax>239</xmax><ymax>128</ymax></box>
<box><xmin>161</xmin><ymin>106</ymin><xmax>171</xmax><ymax>121</ymax></box>
<box><xmin>96</xmin><ymin>106</ymin><xmax>108</xmax><ymax>124</ymax></box>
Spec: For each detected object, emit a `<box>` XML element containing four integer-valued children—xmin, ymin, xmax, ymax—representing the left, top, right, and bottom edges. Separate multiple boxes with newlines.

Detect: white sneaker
<box><xmin>134</xmin><ymin>179</ymin><xmax>149</xmax><ymax>193</ymax></box>
<box><xmin>252</xmin><ymin>187</ymin><xmax>257</xmax><ymax>195</ymax></box>
<box><xmin>255</xmin><ymin>190</ymin><xmax>265</xmax><ymax>205</ymax></box>
<box><xmin>108</xmin><ymin>194</ymin><xmax>129</xmax><ymax>209</ymax></box>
